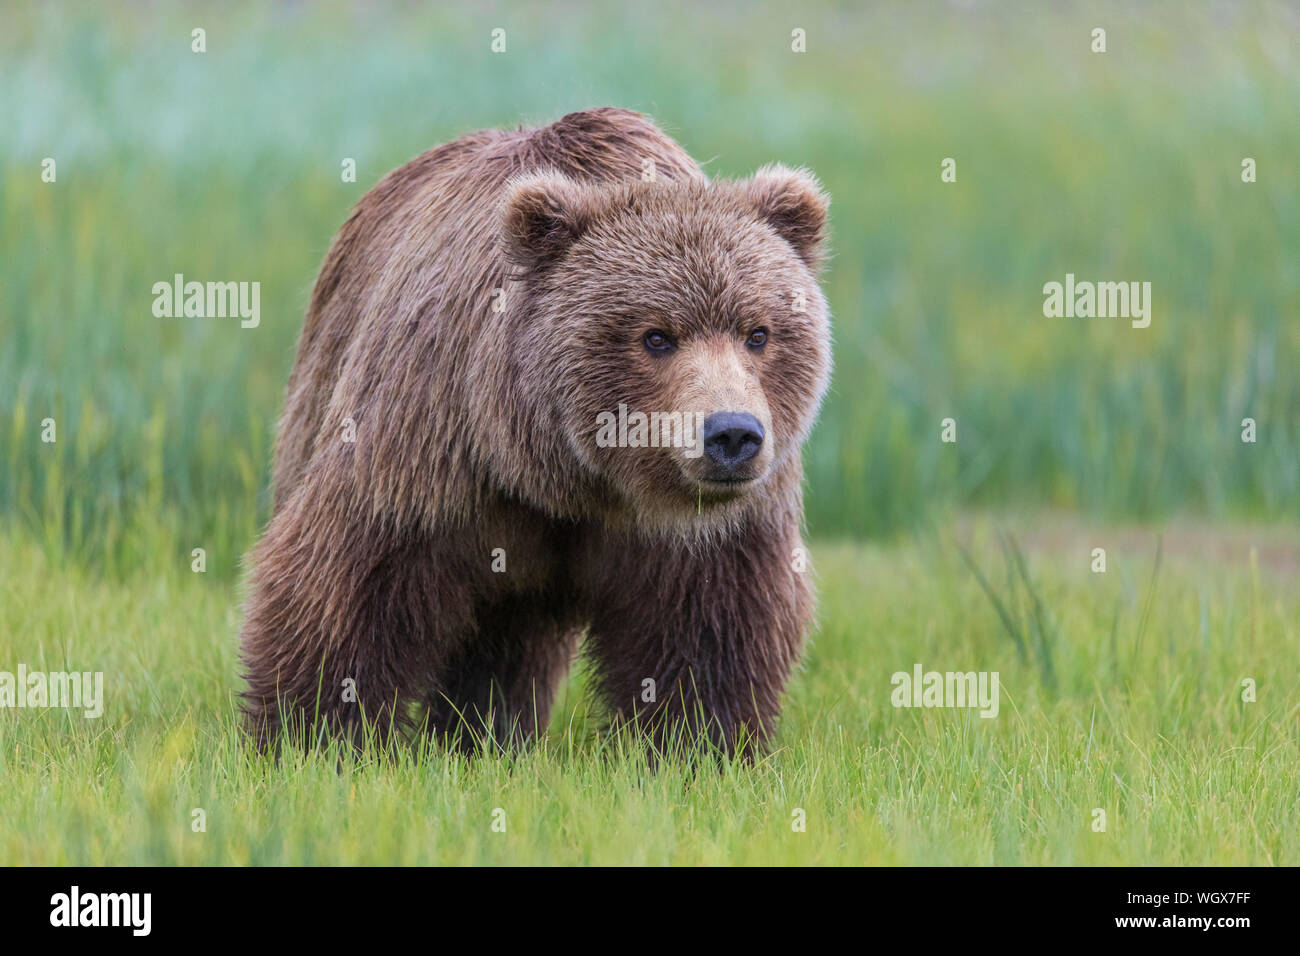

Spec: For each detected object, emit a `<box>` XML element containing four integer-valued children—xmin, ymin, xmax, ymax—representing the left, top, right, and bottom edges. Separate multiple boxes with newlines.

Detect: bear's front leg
<box><xmin>239</xmin><ymin>481</ymin><xmax>475</xmax><ymax>752</ymax></box>
<box><xmin>582</xmin><ymin>518</ymin><xmax>813</xmax><ymax>758</ymax></box>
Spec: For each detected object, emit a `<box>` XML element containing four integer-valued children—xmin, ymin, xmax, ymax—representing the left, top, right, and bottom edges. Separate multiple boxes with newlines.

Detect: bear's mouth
<box><xmin>699</xmin><ymin>476</ymin><xmax>755</xmax><ymax>487</ymax></box>
<box><xmin>694</xmin><ymin>475</ymin><xmax>759</xmax><ymax>501</ymax></box>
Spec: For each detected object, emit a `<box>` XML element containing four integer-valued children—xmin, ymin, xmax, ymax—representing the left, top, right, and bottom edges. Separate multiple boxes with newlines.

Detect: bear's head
<box><xmin>501</xmin><ymin>164</ymin><xmax>831</xmax><ymax>533</ymax></box>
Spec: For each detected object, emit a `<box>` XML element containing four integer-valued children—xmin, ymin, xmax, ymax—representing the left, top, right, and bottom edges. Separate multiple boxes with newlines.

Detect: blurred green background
<box><xmin>3</xmin><ymin>0</ymin><xmax>1298</xmax><ymax>576</ymax></box>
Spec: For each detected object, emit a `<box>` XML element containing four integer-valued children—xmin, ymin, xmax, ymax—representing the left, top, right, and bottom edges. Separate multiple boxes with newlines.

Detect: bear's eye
<box><xmin>746</xmin><ymin>328</ymin><xmax>769</xmax><ymax>349</ymax></box>
<box><xmin>643</xmin><ymin>329</ymin><xmax>676</xmax><ymax>353</ymax></box>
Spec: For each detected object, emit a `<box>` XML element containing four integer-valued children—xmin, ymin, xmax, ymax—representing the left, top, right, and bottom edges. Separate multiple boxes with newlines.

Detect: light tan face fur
<box><xmin>657</xmin><ymin>335</ymin><xmax>776</xmax><ymax>490</ymax></box>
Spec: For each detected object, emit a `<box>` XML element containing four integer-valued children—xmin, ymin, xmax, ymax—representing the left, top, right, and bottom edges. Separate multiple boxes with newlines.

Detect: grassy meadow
<box><xmin>1</xmin><ymin>1</ymin><xmax>1297</xmax><ymax>864</ymax></box>
<box><xmin>4</xmin><ymin>519</ymin><xmax>1297</xmax><ymax>865</ymax></box>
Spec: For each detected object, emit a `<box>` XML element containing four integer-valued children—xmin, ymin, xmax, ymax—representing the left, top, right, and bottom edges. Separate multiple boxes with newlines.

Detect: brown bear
<box><xmin>239</xmin><ymin>107</ymin><xmax>831</xmax><ymax>757</ymax></box>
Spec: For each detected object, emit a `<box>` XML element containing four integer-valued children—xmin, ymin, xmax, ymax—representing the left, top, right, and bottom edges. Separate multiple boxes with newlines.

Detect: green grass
<box><xmin>3</xmin><ymin>518</ymin><xmax>1295</xmax><ymax>866</ymax></box>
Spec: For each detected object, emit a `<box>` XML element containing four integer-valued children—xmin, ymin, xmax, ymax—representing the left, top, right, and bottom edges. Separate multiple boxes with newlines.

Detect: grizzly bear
<box><xmin>239</xmin><ymin>108</ymin><xmax>831</xmax><ymax>757</ymax></box>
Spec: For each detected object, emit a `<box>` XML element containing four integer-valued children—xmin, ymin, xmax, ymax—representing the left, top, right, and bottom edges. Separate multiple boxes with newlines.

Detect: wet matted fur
<box><xmin>239</xmin><ymin>108</ymin><xmax>832</xmax><ymax>757</ymax></box>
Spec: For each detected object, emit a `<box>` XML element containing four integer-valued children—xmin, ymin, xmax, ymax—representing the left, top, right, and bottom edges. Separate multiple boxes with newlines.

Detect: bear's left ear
<box><xmin>501</xmin><ymin>169</ymin><xmax>600</xmax><ymax>273</ymax></box>
<box><xmin>741</xmin><ymin>164</ymin><xmax>829</xmax><ymax>270</ymax></box>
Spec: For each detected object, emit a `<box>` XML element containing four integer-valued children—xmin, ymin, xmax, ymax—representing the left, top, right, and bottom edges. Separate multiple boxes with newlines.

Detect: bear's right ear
<box><xmin>501</xmin><ymin>170</ymin><xmax>598</xmax><ymax>273</ymax></box>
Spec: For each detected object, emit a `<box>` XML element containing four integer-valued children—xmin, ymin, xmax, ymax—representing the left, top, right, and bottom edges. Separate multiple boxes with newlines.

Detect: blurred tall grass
<box><xmin>3</xmin><ymin>1</ymin><xmax>1298</xmax><ymax>576</ymax></box>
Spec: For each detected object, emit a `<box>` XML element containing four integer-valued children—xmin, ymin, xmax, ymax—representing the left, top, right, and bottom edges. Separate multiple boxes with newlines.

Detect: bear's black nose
<box><xmin>702</xmin><ymin>412</ymin><xmax>764</xmax><ymax>470</ymax></box>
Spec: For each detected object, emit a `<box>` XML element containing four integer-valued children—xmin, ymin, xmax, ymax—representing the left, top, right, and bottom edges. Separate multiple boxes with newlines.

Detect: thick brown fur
<box><xmin>239</xmin><ymin>108</ymin><xmax>832</xmax><ymax>757</ymax></box>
